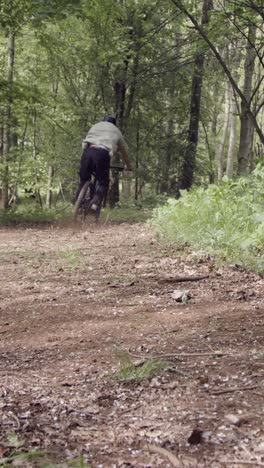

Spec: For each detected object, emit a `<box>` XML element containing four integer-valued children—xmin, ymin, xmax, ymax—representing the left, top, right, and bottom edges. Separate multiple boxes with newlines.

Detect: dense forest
<box><xmin>0</xmin><ymin>0</ymin><xmax>263</xmax><ymax>210</ymax></box>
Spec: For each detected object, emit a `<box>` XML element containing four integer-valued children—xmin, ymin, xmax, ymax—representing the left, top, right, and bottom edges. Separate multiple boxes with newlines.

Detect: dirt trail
<box><xmin>0</xmin><ymin>222</ymin><xmax>263</xmax><ymax>467</ymax></box>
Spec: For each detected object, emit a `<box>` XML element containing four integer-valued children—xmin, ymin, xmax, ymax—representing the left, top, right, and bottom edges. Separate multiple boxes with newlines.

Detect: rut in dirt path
<box><xmin>0</xmin><ymin>222</ymin><xmax>263</xmax><ymax>467</ymax></box>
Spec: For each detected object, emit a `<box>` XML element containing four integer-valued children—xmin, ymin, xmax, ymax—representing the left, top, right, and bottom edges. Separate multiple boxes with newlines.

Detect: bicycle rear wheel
<box><xmin>73</xmin><ymin>181</ymin><xmax>91</xmax><ymax>221</ymax></box>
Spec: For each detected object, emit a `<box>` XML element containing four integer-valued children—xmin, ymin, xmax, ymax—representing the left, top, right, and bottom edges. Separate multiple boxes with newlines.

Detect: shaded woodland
<box><xmin>0</xmin><ymin>0</ymin><xmax>263</xmax><ymax>209</ymax></box>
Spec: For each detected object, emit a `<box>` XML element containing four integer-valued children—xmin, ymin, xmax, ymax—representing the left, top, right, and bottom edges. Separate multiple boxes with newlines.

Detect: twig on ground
<box><xmin>253</xmin><ymin>392</ymin><xmax>264</xmax><ymax>398</ymax></box>
<box><xmin>0</xmin><ymin>372</ymin><xmax>57</xmax><ymax>388</ymax></box>
<box><xmin>159</xmin><ymin>275</ymin><xmax>209</xmax><ymax>283</ymax></box>
<box><xmin>218</xmin><ymin>461</ymin><xmax>264</xmax><ymax>467</ymax></box>
<box><xmin>131</xmin><ymin>351</ymin><xmax>228</xmax><ymax>360</ymax></box>
<box><xmin>203</xmin><ymin>342</ymin><xmax>218</xmax><ymax>353</ymax></box>
<box><xmin>210</xmin><ymin>385</ymin><xmax>261</xmax><ymax>395</ymax></box>
<box><xmin>167</xmin><ymin>367</ymin><xmax>188</xmax><ymax>376</ymax></box>
<box><xmin>143</xmin><ymin>443</ymin><xmax>181</xmax><ymax>467</ymax></box>
<box><xmin>117</xmin><ymin>403</ymin><xmax>142</xmax><ymax>416</ymax></box>
<box><xmin>130</xmin><ymin>353</ymin><xmax>182</xmax><ymax>362</ymax></box>
<box><xmin>9</xmin><ymin>412</ymin><xmax>21</xmax><ymax>430</ymax></box>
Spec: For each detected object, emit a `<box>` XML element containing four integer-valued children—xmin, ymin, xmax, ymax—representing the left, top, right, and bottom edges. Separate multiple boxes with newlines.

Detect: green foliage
<box><xmin>0</xmin><ymin>0</ymin><xmax>263</xmax><ymax>210</ymax></box>
<box><xmin>57</xmin><ymin>248</ymin><xmax>81</xmax><ymax>270</ymax></box>
<box><xmin>0</xmin><ymin>434</ymin><xmax>43</xmax><ymax>466</ymax></box>
<box><xmin>43</xmin><ymin>453</ymin><xmax>90</xmax><ymax>467</ymax></box>
<box><xmin>0</xmin><ymin>433</ymin><xmax>90</xmax><ymax>467</ymax></box>
<box><xmin>0</xmin><ymin>200</ymin><xmax>151</xmax><ymax>225</ymax></box>
<box><xmin>0</xmin><ymin>201</ymin><xmax>73</xmax><ymax>224</ymax></box>
<box><xmin>115</xmin><ymin>351</ymin><xmax>170</xmax><ymax>382</ymax></box>
<box><xmin>101</xmin><ymin>206</ymin><xmax>151</xmax><ymax>223</ymax></box>
<box><xmin>151</xmin><ymin>165</ymin><xmax>264</xmax><ymax>274</ymax></box>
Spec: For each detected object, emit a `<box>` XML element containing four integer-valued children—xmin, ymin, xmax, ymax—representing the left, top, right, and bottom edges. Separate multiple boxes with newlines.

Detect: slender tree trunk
<box><xmin>122</xmin><ymin>172</ymin><xmax>131</xmax><ymax>200</ymax></box>
<box><xmin>0</xmin><ymin>125</ymin><xmax>3</xmax><ymax>170</ymax></box>
<box><xmin>121</xmin><ymin>54</ymin><xmax>138</xmax><ymax>201</ymax></box>
<box><xmin>125</xmin><ymin>51</ymin><xmax>139</xmax><ymax>121</ymax></box>
<box><xmin>114</xmin><ymin>59</ymin><xmax>128</xmax><ymax>132</ymax></box>
<box><xmin>135</xmin><ymin>114</ymin><xmax>140</xmax><ymax>202</ymax></box>
<box><xmin>109</xmin><ymin>60</ymin><xmax>129</xmax><ymax>208</ymax></box>
<box><xmin>180</xmin><ymin>0</ymin><xmax>213</xmax><ymax>190</ymax></box>
<box><xmin>9</xmin><ymin>116</ymin><xmax>29</xmax><ymax>205</ymax></box>
<box><xmin>1</xmin><ymin>32</ymin><xmax>15</xmax><ymax>210</ymax></box>
<box><xmin>108</xmin><ymin>171</ymin><xmax>119</xmax><ymax>208</ymax></box>
<box><xmin>254</xmin><ymin>97</ymin><xmax>264</xmax><ymax>161</ymax></box>
<box><xmin>237</xmin><ymin>25</ymin><xmax>257</xmax><ymax>175</ymax></box>
<box><xmin>46</xmin><ymin>79</ymin><xmax>59</xmax><ymax>208</ymax></box>
<box><xmin>46</xmin><ymin>165</ymin><xmax>54</xmax><ymax>208</ymax></box>
<box><xmin>225</xmin><ymin>40</ymin><xmax>241</xmax><ymax>178</ymax></box>
<box><xmin>161</xmin><ymin>117</ymin><xmax>174</xmax><ymax>193</ymax></box>
<box><xmin>248</xmin><ymin>118</ymin><xmax>255</xmax><ymax>172</ymax></box>
<box><xmin>46</xmin><ymin>163</ymin><xmax>54</xmax><ymax>208</ymax></box>
<box><xmin>201</xmin><ymin>119</ymin><xmax>214</xmax><ymax>183</ymax></box>
<box><xmin>32</xmin><ymin>109</ymin><xmax>42</xmax><ymax>207</ymax></box>
<box><xmin>226</xmin><ymin>84</ymin><xmax>238</xmax><ymax>178</ymax></box>
<box><xmin>161</xmin><ymin>32</ymin><xmax>181</xmax><ymax>194</ymax></box>
<box><xmin>211</xmin><ymin>84</ymin><xmax>223</xmax><ymax>179</ymax></box>
<box><xmin>216</xmin><ymin>80</ymin><xmax>230</xmax><ymax>181</ymax></box>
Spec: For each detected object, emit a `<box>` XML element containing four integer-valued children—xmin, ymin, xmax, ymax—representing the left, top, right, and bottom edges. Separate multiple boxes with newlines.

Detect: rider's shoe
<box><xmin>90</xmin><ymin>203</ymin><xmax>98</xmax><ymax>211</ymax></box>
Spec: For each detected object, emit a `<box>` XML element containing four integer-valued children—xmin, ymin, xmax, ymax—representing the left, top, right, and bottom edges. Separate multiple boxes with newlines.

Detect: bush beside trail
<box><xmin>151</xmin><ymin>165</ymin><xmax>264</xmax><ymax>275</ymax></box>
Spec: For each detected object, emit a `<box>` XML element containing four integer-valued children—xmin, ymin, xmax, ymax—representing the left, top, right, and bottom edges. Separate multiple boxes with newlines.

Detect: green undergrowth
<box><xmin>0</xmin><ymin>434</ymin><xmax>90</xmax><ymax>467</ymax></box>
<box><xmin>0</xmin><ymin>202</ymin><xmax>150</xmax><ymax>226</ymax></box>
<box><xmin>101</xmin><ymin>206</ymin><xmax>151</xmax><ymax>223</ymax></box>
<box><xmin>151</xmin><ymin>165</ymin><xmax>264</xmax><ymax>275</ymax></box>
<box><xmin>115</xmin><ymin>350</ymin><xmax>171</xmax><ymax>382</ymax></box>
<box><xmin>0</xmin><ymin>434</ymin><xmax>43</xmax><ymax>467</ymax></box>
<box><xmin>0</xmin><ymin>201</ymin><xmax>73</xmax><ymax>225</ymax></box>
<box><xmin>57</xmin><ymin>248</ymin><xmax>82</xmax><ymax>270</ymax></box>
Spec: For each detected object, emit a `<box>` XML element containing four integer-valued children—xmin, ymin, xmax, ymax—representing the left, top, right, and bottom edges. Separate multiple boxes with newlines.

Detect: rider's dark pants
<box><xmin>76</xmin><ymin>146</ymin><xmax>110</xmax><ymax>207</ymax></box>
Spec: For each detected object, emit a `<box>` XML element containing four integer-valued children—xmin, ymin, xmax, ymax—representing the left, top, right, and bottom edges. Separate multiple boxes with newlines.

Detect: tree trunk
<box><xmin>46</xmin><ymin>79</ymin><xmax>59</xmax><ymax>208</ymax></box>
<box><xmin>135</xmin><ymin>118</ymin><xmax>140</xmax><ymax>202</ymax></box>
<box><xmin>125</xmin><ymin>51</ymin><xmax>139</xmax><ymax>121</ymax></box>
<box><xmin>121</xmin><ymin>170</ymin><xmax>131</xmax><ymax>201</ymax></box>
<box><xmin>109</xmin><ymin>60</ymin><xmax>129</xmax><ymax>208</ymax></box>
<box><xmin>161</xmin><ymin>117</ymin><xmax>174</xmax><ymax>193</ymax></box>
<box><xmin>0</xmin><ymin>125</ymin><xmax>3</xmax><ymax>180</ymax></box>
<box><xmin>211</xmin><ymin>84</ymin><xmax>223</xmax><ymax>181</ymax></box>
<box><xmin>9</xmin><ymin>116</ymin><xmax>29</xmax><ymax>205</ymax></box>
<box><xmin>237</xmin><ymin>25</ymin><xmax>257</xmax><ymax>175</ymax></box>
<box><xmin>161</xmin><ymin>31</ymin><xmax>181</xmax><ymax>194</ymax></box>
<box><xmin>108</xmin><ymin>171</ymin><xmax>120</xmax><ymax>209</ymax></box>
<box><xmin>114</xmin><ymin>59</ymin><xmax>128</xmax><ymax>132</ymax></box>
<box><xmin>216</xmin><ymin>80</ymin><xmax>230</xmax><ymax>181</ymax></box>
<box><xmin>0</xmin><ymin>32</ymin><xmax>15</xmax><ymax>210</ymax></box>
<box><xmin>46</xmin><ymin>165</ymin><xmax>54</xmax><ymax>208</ymax></box>
<box><xmin>180</xmin><ymin>0</ymin><xmax>213</xmax><ymax>190</ymax></box>
<box><xmin>32</xmin><ymin>109</ymin><xmax>42</xmax><ymax>207</ymax></box>
<box><xmin>226</xmin><ymin>84</ymin><xmax>238</xmax><ymax>178</ymax></box>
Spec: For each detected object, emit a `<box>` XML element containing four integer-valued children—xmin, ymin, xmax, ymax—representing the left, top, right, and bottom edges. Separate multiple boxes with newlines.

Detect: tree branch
<box><xmin>171</xmin><ymin>0</ymin><xmax>264</xmax><ymax>144</ymax></box>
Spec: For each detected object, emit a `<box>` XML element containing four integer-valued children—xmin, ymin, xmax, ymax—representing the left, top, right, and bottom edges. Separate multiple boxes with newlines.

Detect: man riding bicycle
<box><xmin>76</xmin><ymin>115</ymin><xmax>132</xmax><ymax>215</ymax></box>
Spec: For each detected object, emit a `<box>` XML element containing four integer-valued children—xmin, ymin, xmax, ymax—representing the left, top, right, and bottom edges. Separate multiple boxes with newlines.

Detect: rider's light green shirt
<box><xmin>83</xmin><ymin>121</ymin><xmax>128</xmax><ymax>156</ymax></box>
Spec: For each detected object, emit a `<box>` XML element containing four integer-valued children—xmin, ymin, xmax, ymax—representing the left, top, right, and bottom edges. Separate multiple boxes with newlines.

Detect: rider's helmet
<box><xmin>103</xmin><ymin>115</ymin><xmax>116</xmax><ymax>126</ymax></box>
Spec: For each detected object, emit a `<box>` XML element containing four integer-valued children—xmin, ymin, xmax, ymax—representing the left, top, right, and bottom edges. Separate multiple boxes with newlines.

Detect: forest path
<box><xmin>0</xmin><ymin>222</ymin><xmax>263</xmax><ymax>467</ymax></box>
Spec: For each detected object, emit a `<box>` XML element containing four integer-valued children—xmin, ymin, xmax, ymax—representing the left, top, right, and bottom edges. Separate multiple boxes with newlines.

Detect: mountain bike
<box><xmin>73</xmin><ymin>166</ymin><xmax>124</xmax><ymax>222</ymax></box>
